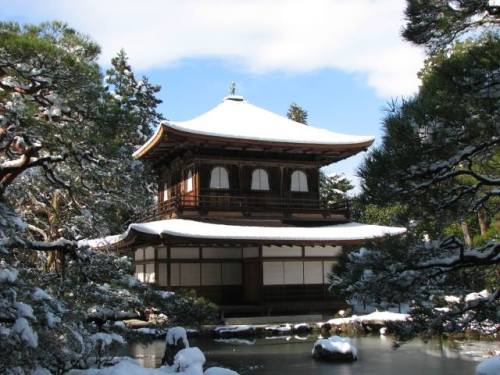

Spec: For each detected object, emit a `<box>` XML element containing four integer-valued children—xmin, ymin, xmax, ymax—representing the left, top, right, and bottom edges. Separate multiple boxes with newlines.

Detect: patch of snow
<box><xmin>13</xmin><ymin>318</ymin><xmax>38</xmax><ymax>348</ymax></box>
<box><xmin>32</xmin><ymin>368</ymin><xmax>52</xmax><ymax>375</ymax></box>
<box><xmin>15</xmin><ymin>302</ymin><xmax>34</xmax><ymax>319</ymax></box>
<box><xmin>465</xmin><ymin>290</ymin><xmax>491</xmax><ymax>304</ymax></box>
<box><xmin>0</xmin><ymin>267</ymin><xmax>19</xmax><ymax>283</ymax></box>
<box><xmin>113</xmin><ymin>321</ymin><xmax>126</xmax><ymax>329</ymax></box>
<box><xmin>445</xmin><ymin>295</ymin><xmax>461</xmax><ymax>304</ymax></box>
<box><xmin>46</xmin><ymin>311</ymin><xmax>61</xmax><ymax>328</ymax></box>
<box><xmin>174</xmin><ymin>347</ymin><xmax>205</xmax><ymax>373</ymax></box>
<box><xmin>33</xmin><ymin>287</ymin><xmax>53</xmax><ymax>301</ymax></box>
<box><xmin>135</xmin><ymin>327</ymin><xmax>163</xmax><ymax>336</ymax></box>
<box><xmin>166</xmin><ymin>326</ymin><xmax>189</xmax><ymax>348</ymax></box>
<box><xmin>328</xmin><ymin>310</ymin><xmax>409</xmax><ymax>325</ymax></box>
<box><xmin>214</xmin><ymin>325</ymin><xmax>255</xmax><ymax>335</ymax></box>
<box><xmin>204</xmin><ymin>368</ymin><xmax>239</xmax><ymax>375</ymax></box>
<box><xmin>90</xmin><ymin>332</ymin><xmax>126</xmax><ymax>346</ymax></box>
<box><xmin>476</xmin><ymin>356</ymin><xmax>500</xmax><ymax>375</ymax></box>
<box><xmin>157</xmin><ymin>290</ymin><xmax>175</xmax><ymax>299</ymax></box>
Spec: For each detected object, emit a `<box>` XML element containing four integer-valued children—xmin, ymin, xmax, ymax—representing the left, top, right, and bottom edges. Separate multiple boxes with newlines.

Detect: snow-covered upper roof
<box><xmin>80</xmin><ymin>219</ymin><xmax>406</xmax><ymax>249</ymax></box>
<box><xmin>133</xmin><ymin>96</ymin><xmax>374</xmax><ymax>159</ymax></box>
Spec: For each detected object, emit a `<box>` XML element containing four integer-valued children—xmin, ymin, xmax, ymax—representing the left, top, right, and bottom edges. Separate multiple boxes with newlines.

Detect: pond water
<box><xmin>128</xmin><ymin>335</ymin><xmax>493</xmax><ymax>374</ymax></box>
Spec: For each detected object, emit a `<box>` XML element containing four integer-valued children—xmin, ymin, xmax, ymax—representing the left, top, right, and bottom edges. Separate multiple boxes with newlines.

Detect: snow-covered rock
<box><xmin>174</xmin><ymin>347</ymin><xmax>205</xmax><ymax>373</ymax></box>
<box><xmin>214</xmin><ymin>325</ymin><xmax>255</xmax><ymax>337</ymax></box>
<box><xmin>328</xmin><ymin>310</ymin><xmax>409</xmax><ymax>325</ymax></box>
<box><xmin>167</xmin><ymin>326</ymin><xmax>189</xmax><ymax>347</ymax></box>
<box><xmin>476</xmin><ymin>356</ymin><xmax>500</xmax><ymax>375</ymax></box>
<box><xmin>265</xmin><ymin>324</ymin><xmax>292</xmax><ymax>334</ymax></box>
<box><xmin>465</xmin><ymin>290</ymin><xmax>491</xmax><ymax>304</ymax></box>
<box><xmin>293</xmin><ymin>323</ymin><xmax>312</xmax><ymax>334</ymax></box>
<box><xmin>312</xmin><ymin>336</ymin><xmax>358</xmax><ymax>362</ymax></box>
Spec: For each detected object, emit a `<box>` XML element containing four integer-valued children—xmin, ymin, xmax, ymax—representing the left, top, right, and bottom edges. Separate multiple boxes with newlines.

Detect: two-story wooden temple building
<box><xmin>89</xmin><ymin>93</ymin><xmax>405</xmax><ymax>315</ymax></box>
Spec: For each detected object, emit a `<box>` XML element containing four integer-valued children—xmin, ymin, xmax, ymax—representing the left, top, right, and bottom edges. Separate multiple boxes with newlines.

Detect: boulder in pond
<box><xmin>162</xmin><ymin>326</ymin><xmax>189</xmax><ymax>365</ymax></box>
<box><xmin>312</xmin><ymin>336</ymin><xmax>358</xmax><ymax>362</ymax></box>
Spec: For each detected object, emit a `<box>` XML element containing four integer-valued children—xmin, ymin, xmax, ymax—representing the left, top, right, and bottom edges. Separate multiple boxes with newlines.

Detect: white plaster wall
<box><xmin>262</xmin><ymin>245</ymin><xmax>302</xmax><ymax>257</ymax></box>
<box><xmin>263</xmin><ymin>261</ymin><xmax>284</xmax><ymax>285</ymax></box>
<box><xmin>304</xmin><ymin>246</ymin><xmax>342</xmax><ymax>257</ymax></box>
<box><xmin>243</xmin><ymin>247</ymin><xmax>259</xmax><ymax>258</ymax></box>
<box><xmin>134</xmin><ymin>248</ymin><xmax>144</xmax><ymax>261</ymax></box>
<box><xmin>201</xmin><ymin>263</ymin><xmax>222</xmax><ymax>285</ymax></box>
<box><xmin>144</xmin><ymin>246</ymin><xmax>155</xmax><ymax>260</ymax></box>
<box><xmin>203</xmin><ymin>247</ymin><xmax>242</xmax><ymax>259</ymax></box>
<box><xmin>145</xmin><ymin>263</ymin><xmax>155</xmax><ymax>283</ymax></box>
<box><xmin>170</xmin><ymin>247</ymin><xmax>199</xmax><ymax>259</ymax></box>
<box><xmin>157</xmin><ymin>246</ymin><xmax>168</xmax><ymax>259</ymax></box>
<box><xmin>158</xmin><ymin>263</ymin><xmax>168</xmax><ymax>287</ymax></box>
<box><xmin>304</xmin><ymin>261</ymin><xmax>323</xmax><ymax>284</ymax></box>
<box><xmin>284</xmin><ymin>261</ymin><xmax>304</xmax><ymax>285</ymax></box>
<box><xmin>180</xmin><ymin>263</ymin><xmax>200</xmax><ymax>286</ymax></box>
<box><xmin>170</xmin><ymin>263</ymin><xmax>180</xmax><ymax>286</ymax></box>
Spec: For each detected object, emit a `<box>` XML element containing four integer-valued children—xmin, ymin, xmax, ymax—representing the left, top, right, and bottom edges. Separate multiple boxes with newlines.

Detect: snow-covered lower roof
<box><xmin>79</xmin><ymin>219</ymin><xmax>406</xmax><ymax>249</ymax></box>
<box><xmin>133</xmin><ymin>96</ymin><xmax>374</xmax><ymax>159</ymax></box>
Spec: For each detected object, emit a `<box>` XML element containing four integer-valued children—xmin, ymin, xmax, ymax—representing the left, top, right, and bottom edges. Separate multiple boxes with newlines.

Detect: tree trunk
<box><xmin>477</xmin><ymin>210</ymin><xmax>489</xmax><ymax>236</ymax></box>
<box><xmin>461</xmin><ymin>221</ymin><xmax>472</xmax><ymax>248</ymax></box>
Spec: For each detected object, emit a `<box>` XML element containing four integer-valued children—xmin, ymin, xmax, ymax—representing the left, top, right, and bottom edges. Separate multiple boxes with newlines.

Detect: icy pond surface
<box><xmin>128</xmin><ymin>335</ymin><xmax>495</xmax><ymax>374</ymax></box>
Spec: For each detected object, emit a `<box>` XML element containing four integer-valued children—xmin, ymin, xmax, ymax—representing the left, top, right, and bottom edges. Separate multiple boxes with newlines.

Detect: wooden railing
<box><xmin>135</xmin><ymin>194</ymin><xmax>349</xmax><ymax>222</ymax></box>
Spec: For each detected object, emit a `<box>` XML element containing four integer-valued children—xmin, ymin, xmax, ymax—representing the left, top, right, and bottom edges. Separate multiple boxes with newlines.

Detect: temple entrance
<box><xmin>243</xmin><ymin>259</ymin><xmax>261</xmax><ymax>304</ymax></box>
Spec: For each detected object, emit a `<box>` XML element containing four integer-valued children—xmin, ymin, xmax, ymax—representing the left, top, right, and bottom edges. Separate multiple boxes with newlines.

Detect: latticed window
<box><xmin>186</xmin><ymin>169</ymin><xmax>193</xmax><ymax>192</ymax></box>
<box><xmin>291</xmin><ymin>170</ymin><xmax>308</xmax><ymax>192</ymax></box>
<box><xmin>251</xmin><ymin>168</ymin><xmax>270</xmax><ymax>191</ymax></box>
<box><xmin>210</xmin><ymin>166</ymin><xmax>229</xmax><ymax>189</ymax></box>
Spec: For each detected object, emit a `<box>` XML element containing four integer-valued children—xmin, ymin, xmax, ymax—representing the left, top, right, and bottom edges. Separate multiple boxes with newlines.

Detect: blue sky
<box><xmin>2</xmin><ymin>0</ymin><xmax>425</xmax><ymax>192</ymax></box>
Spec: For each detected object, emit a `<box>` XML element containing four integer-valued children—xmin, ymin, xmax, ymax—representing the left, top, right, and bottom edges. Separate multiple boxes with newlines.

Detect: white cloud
<box><xmin>9</xmin><ymin>0</ymin><xmax>425</xmax><ymax>97</ymax></box>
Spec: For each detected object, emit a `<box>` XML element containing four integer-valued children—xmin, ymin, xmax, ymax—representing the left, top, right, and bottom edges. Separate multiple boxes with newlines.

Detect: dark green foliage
<box><xmin>319</xmin><ymin>172</ymin><xmax>353</xmax><ymax>208</ymax></box>
<box><xmin>287</xmin><ymin>102</ymin><xmax>308</xmax><ymax>124</ymax></box>
<box><xmin>403</xmin><ymin>0</ymin><xmax>500</xmax><ymax>52</ymax></box>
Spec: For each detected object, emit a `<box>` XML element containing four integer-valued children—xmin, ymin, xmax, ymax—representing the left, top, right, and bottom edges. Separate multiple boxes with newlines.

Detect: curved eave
<box><xmin>80</xmin><ymin>219</ymin><xmax>407</xmax><ymax>250</ymax></box>
<box><xmin>133</xmin><ymin>122</ymin><xmax>374</xmax><ymax>160</ymax></box>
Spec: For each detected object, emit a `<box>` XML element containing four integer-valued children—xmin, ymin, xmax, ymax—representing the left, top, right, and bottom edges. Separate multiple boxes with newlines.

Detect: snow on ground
<box><xmin>328</xmin><ymin>310</ymin><xmax>409</xmax><ymax>325</ymax></box>
<box><xmin>68</xmin><ymin>347</ymin><xmax>240</xmax><ymax>375</ymax></box>
<box><xmin>475</xmin><ymin>356</ymin><xmax>500</xmax><ymax>375</ymax></box>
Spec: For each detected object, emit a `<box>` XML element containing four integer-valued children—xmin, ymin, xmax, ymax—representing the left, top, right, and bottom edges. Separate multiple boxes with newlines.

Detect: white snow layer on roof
<box><xmin>134</xmin><ymin>97</ymin><xmax>374</xmax><ymax>157</ymax></box>
<box><xmin>79</xmin><ymin>219</ymin><xmax>406</xmax><ymax>248</ymax></box>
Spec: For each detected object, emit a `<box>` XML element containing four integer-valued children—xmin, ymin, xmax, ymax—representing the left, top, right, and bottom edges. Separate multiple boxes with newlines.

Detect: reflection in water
<box><xmin>127</xmin><ymin>335</ymin><xmax>487</xmax><ymax>375</ymax></box>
